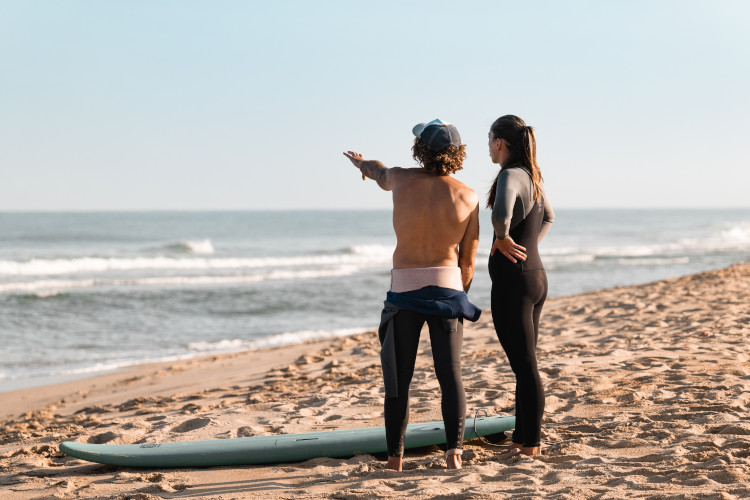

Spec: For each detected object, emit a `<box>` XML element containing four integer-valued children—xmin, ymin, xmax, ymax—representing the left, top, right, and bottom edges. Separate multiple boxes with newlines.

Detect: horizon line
<box><xmin>2</xmin><ymin>206</ymin><xmax>750</xmax><ymax>213</ymax></box>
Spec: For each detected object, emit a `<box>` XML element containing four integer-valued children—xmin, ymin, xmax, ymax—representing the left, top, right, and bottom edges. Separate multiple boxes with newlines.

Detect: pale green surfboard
<box><xmin>59</xmin><ymin>415</ymin><xmax>514</xmax><ymax>467</ymax></box>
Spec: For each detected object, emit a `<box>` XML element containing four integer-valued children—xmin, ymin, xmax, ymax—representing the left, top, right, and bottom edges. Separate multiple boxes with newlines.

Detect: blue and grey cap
<box><xmin>412</xmin><ymin>119</ymin><xmax>461</xmax><ymax>152</ymax></box>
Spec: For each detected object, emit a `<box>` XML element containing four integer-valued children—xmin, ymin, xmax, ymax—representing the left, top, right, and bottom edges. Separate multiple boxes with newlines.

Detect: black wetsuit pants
<box><xmin>384</xmin><ymin>309</ymin><xmax>466</xmax><ymax>457</ymax></box>
<box><xmin>489</xmin><ymin>255</ymin><xmax>547</xmax><ymax>448</ymax></box>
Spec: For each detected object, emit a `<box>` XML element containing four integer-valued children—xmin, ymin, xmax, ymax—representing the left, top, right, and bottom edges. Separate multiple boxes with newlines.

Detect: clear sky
<box><xmin>1</xmin><ymin>0</ymin><xmax>749</xmax><ymax>210</ymax></box>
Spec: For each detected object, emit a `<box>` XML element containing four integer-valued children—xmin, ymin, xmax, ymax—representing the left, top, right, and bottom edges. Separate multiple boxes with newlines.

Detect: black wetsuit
<box><xmin>378</xmin><ymin>287</ymin><xmax>481</xmax><ymax>457</ymax></box>
<box><xmin>489</xmin><ymin>168</ymin><xmax>551</xmax><ymax>448</ymax></box>
<box><xmin>384</xmin><ymin>309</ymin><xmax>465</xmax><ymax>457</ymax></box>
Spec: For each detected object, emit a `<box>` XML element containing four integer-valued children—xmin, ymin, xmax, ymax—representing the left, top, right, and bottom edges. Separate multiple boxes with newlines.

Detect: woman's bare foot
<box><xmin>520</xmin><ymin>446</ymin><xmax>541</xmax><ymax>456</ymax></box>
<box><xmin>386</xmin><ymin>456</ymin><xmax>402</xmax><ymax>471</ymax></box>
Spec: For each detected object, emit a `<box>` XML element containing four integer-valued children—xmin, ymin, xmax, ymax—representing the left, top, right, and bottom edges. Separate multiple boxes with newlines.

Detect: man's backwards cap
<box><xmin>412</xmin><ymin>119</ymin><xmax>461</xmax><ymax>152</ymax></box>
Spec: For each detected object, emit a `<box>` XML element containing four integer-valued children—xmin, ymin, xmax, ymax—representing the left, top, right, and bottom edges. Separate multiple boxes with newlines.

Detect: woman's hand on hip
<box><xmin>491</xmin><ymin>236</ymin><xmax>527</xmax><ymax>263</ymax></box>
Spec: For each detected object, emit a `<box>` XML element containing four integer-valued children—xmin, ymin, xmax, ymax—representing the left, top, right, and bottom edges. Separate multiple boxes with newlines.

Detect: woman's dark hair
<box><xmin>412</xmin><ymin>138</ymin><xmax>467</xmax><ymax>176</ymax></box>
<box><xmin>486</xmin><ymin>115</ymin><xmax>543</xmax><ymax>208</ymax></box>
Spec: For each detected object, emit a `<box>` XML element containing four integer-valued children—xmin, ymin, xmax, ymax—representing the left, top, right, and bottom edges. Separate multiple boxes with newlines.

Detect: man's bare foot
<box><xmin>386</xmin><ymin>456</ymin><xmax>402</xmax><ymax>471</ymax></box>
<box><xmin>520</xmin><ymin>446</ymin><xmax>541</xmax><ymax>456</ymax></box>
<box><xmin>445</xmin><ymin>449</ymin><xmax>463</xmax><ymax>470</ymax></box>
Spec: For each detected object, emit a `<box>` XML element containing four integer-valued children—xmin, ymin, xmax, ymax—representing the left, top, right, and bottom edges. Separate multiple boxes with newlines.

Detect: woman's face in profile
<box><xmin>488</xmin><ymin>132</ymin><xmax>508</xmax><ymax>165</ymax></box>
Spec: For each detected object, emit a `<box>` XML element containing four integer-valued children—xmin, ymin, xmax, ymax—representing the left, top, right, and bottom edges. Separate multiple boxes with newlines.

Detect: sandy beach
<box><xmin>1</xmin><ymin>263</ymin><xmax>748</xmax><ymax>499</ymax></box>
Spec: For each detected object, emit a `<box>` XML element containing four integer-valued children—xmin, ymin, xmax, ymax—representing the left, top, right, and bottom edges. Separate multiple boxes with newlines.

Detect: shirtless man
<box><xmin>343</xmin><ymin>119</ymin><xmax>480</xmax><ymax>471</ymax></box>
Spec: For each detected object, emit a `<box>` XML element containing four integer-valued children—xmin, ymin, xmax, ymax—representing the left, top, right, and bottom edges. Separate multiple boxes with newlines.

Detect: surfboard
<box><xmin>59</xmin><ymin>415</ymin><xmax>514</xmax><ymax>467</ymax></box>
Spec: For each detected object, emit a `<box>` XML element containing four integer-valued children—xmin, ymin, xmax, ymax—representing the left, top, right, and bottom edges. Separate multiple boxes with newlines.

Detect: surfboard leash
<box><xmin>473</xmin><ymin>408</ymin><xmax>510</xmax><ymax>448</ymax></box>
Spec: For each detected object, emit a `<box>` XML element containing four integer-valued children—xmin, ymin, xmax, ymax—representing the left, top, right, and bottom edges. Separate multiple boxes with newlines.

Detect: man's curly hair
<box><xmin>412</xmin><ymin>138</ymin><xmax>467</xmax><ymax>176</ymax></box>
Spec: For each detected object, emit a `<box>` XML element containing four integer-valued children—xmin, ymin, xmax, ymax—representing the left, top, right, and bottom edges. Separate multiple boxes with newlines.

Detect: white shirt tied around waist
<box><xmin>390</xmin><ymin>266</ymin><xmax>463</xmax><ymax>293</ymax></box>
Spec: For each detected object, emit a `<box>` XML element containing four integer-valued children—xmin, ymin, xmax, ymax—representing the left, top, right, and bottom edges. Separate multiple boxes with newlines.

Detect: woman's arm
<box><xmin>491</xmin><ymin>170</ymin><xmax>527</xmax><ymax>263</ymax></box>
<box><xmin>490</xmin><ymin>171</ymin><xmax>516</xmax><ymax>240</ymax></box>
<box><xmin>538</xmin><ymin>193</ymin><xmax>555</xmax><ymax>243</ymax></box>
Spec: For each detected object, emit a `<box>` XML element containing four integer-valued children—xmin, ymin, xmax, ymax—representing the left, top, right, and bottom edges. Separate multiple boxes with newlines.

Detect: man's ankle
<box><xmin>520</xmin><ymin>446</ymin><xmax>541</xmax><ymax>456</ymax></box>
<box><xmin>386</xmin><ymin>455</ymin><xmax>403</xmax><ymax>471</ymax></box>
<box><xmin>445</xmin><ymin>448</ymin><xmax>463</xmax><ymax>470</ymax></box>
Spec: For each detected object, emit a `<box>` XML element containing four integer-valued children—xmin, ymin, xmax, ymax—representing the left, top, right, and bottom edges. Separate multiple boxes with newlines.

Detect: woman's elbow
<box><xmin>544</xmin><ymin>209</ymin><xmax>555</xmax><ymax>225</ymax></box>
<box><xmin>491</xmin><ymin>215</ymin><xmax>510</xmax><ymax>238</ymax></box>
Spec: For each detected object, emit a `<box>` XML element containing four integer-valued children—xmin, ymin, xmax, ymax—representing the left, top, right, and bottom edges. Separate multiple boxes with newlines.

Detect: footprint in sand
<box><xmin>171</xmin><ymin>417</ymin><xmax>211</xmax><ymax>433</ymax></box>
<box><xmin>87</xmin><ymin>431</ymin><xmax>121</xmax><ymax>444</ymax></box>
<box><xmin>237</xmin><ymin>426</ymin><xmax>266</xmax><ymax>437</ymax></box>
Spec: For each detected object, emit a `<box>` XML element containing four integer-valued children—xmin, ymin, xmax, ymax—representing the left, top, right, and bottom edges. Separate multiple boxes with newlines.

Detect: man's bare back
<box><xmin>343</xmin><ymin>153</ymin><xmax>479</xmax><ymax>292</ymax></box>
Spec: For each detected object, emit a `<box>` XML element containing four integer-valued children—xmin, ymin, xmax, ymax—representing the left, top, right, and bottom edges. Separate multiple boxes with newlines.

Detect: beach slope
<box><xmin>1</xmin><ymin>263</ymin><xmax>748</xmax><ymax>498</ymax></box>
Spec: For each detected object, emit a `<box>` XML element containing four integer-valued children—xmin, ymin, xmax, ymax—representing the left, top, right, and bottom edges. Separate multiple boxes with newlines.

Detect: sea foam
<box><xmin>0</xmin><ymin>251</ymin><xmax>391</xmax><ymax>277</ymax></box>
<box><xmin>0</xmin><ymin>266</ymin><xmax>360</xmax><ymax>294</ymax></box>
<box><xmin>720</xmin><ymin>223</ymin><xmax>750</xmax><ymax>244</ymax></box>
<box><xmin>617</xmin><ymin>257</ymin><xmax>691</xmax><ymax>266</ymax></box>
<box><xmin>187</xmin><ymin>327</ymin><xmax>373</xmax><ymax>353</ymax></box>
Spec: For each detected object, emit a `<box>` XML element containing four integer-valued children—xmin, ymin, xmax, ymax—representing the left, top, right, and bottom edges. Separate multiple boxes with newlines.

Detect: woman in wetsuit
<box><xmin>487</xmin><ymin>115</ymin><xmax>554</xmax><ymax>456</ymax></box>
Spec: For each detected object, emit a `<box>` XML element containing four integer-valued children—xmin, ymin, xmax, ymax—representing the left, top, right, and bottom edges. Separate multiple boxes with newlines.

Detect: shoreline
<box><xmin>2</xmin><ymin>262</ymin><xmax>748</xmax><ymax>499</ymax></box>
<box><xmin>2</xmin><ymin>260</ymin><xmax>743</xmax><ymax>400</ymax></box>
<box><xmin>0</xmin><ymin>334</ymin><xmax>361</xmax><ymax>422</ymax></box>
<box><xmin>0</xmin><ymin>326</ymin><xmax>375</xmax><ymax>396</ymax></box>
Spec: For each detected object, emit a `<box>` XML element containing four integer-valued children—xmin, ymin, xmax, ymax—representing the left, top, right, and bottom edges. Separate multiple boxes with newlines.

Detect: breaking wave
<box><xmin>0</xmin><ymin>266</ymin><xmax>360</xmax><ymax>294</ymax></box>
<box><xmin>163</xmin><ymin>239</ymin><xmax>215</xmax><ymax>254</ymax></box>
<box><xmin>0</xmin><ymin>251</ymin><xmax>391</xmax><ymax>277</ymax></box>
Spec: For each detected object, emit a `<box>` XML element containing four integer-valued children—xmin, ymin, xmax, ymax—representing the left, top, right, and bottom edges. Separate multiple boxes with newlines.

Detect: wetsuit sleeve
<box><xmin>539</xmin><ymin>191</ymin><xmax>555</xmax><ymax>243</ymax></box>
<box><xmin>491</xmin><ymin>171</ymin><xmax>521</xmax><ymax>240</ymax></box>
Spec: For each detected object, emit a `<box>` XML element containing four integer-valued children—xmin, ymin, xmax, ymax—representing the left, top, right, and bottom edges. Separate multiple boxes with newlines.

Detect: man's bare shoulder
<box><xmin>387</xmin><ymin>167</ymin><xmax>431</xmax><ymax>185</ymax></box>
<box><xmin>461</xmin><ymin>188</ymin><xmax>479</xmax><ymax>209</ymax></box>
<box><xmin>391</xmin><ymin>170</ymin><xmax>477</xmax><ymax>205</ymax></box>
<box><xmin>445</xmin><ymin>177</ymin><xmax>478</xmax><ymax>206</ymax></box>
<box><xmin>389</xmin><ymin>167</ymin><xmax>423</xmax><ymax>176</ymax></box>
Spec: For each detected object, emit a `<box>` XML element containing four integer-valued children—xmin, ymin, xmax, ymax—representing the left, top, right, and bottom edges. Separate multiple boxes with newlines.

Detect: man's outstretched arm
<box><xmin>343</xmin><ymin>151</ymin><xmax>397</xmax><ymax>191</ymax></box>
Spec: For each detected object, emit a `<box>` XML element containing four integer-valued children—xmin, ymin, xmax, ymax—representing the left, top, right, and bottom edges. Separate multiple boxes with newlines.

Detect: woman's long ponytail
<box><xmin>520</xmin><ymin>125</ymin><xmax>543</xmax><ymax>203</ymax></box>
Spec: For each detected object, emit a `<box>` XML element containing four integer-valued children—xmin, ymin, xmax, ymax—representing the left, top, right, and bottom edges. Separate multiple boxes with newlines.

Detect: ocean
<box><xmin>1</xmin><ymin>209</ymin><xmax>748</xmax><ymax>391</ymax></box>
